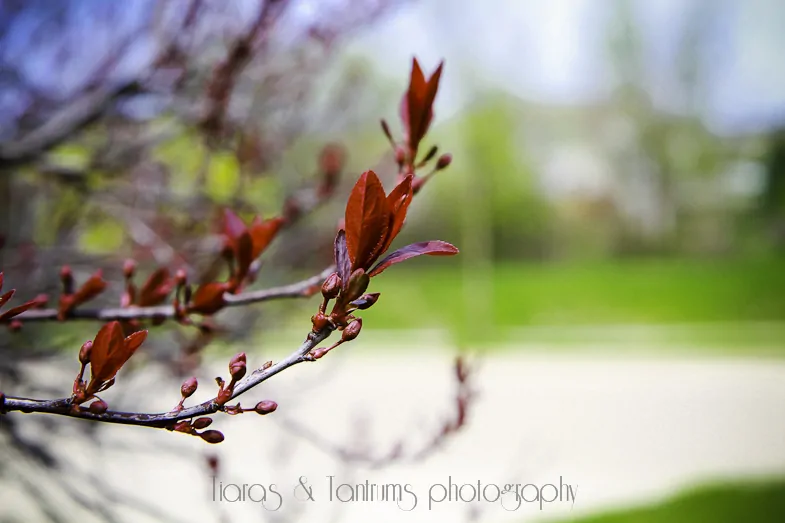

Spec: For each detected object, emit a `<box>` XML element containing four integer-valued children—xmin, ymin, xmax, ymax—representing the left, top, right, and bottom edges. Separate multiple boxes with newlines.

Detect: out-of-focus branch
<box><xmin>5</xmin><ymin>266</ymin><xmax>334</xmax><ymax>323</ymax></box>
<box><xmin>278</xmin><ymin>356</ymin><xmax>475</xmax><ymax>468</ymax></box>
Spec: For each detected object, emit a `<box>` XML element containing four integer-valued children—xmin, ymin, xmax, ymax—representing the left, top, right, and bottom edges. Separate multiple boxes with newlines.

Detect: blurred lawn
<box><xmin>356</xmin><ymin>256</ymin><xmax>785</xmax><ymax>350</ymax></box>
<box><xmin>551</xmin><ymin>477</ymin><xmax>785</xmax><ymax>523</ymax></box>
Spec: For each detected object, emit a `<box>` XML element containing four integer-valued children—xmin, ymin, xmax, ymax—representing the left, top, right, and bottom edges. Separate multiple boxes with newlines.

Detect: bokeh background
<box><xmin>1</xmin><ymin>1</ymin><xmax>784</xmax><ymax>522</ymax></box>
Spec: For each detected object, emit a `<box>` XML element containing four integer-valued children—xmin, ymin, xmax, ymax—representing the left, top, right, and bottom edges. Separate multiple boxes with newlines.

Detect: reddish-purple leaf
<box><xmin>71</xmin><ymin>271</ymin><xmax>108</xmax><ymax>308</ymax></box>
<box><xmin>368</xmin><ymin>241</ymin><xmax>459</xmax><ymax>277</ymax></box>
<box><xmin>0</xmin><ymin>289</ymin><xmax>15</xmax><ymax>309</ymax></box>
<box><xmin>234</xmin><ymin>230</ymin><xmax>254</xmax><ymax>284</ymax></box>
<box><xmin>0</xmin><ymin>299</ymin><xmax>39</xmax><ymax>321</ymax></box>
<box><xmin>381</xmin><ymin>175</ymin><xmax>414</xmax><ymax>254</ymax></box>
<box><xmin>333</xmin><ymin>230</ymin><xmax>351</xmax><ymax>289</ymax></box>
<box><xmin>344</xmin><ymin>171</ymin><xmax>390</xmax><ymax>270</ymax></box>
<box><xmin>188</xmin><ymin>282</ymin><xmax>229</xmax><ymax>315</ymax></box>
<box><xmin>223</xmin><ymin>209</ymin><xmax>247</xmax><ymax>241</ymax></box>
<box><xmin>138</xmin><ymin>268</ymin><xmax>171</xmax><ymax>307</ymax></box>
<box><xmin>249</xmin><ymin>216</ymin><xmax>283</xmax><ymax>259</ymax></box>
<box><xmin>123</xmin><ymin>330</ymin><xmax>148</xmax><ymax>355</ymax></box>
<box><xmin>89</xmin><ymin>321</ymin><xmax>125</xmax><ymax>384</ymax></box>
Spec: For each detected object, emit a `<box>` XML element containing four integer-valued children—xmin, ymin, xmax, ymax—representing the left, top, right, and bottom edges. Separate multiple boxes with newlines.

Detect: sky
<box><xmin>347</xmin><ymin>0</ymin><xmax>785</xmax><ymax>135</ymax></box>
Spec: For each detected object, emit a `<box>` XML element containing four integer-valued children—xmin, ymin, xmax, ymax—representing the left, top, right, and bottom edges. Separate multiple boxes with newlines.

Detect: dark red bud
<box><xmin>8</xmin><ymin>319</ymin><xmax>22</xmax><ymax>332</ymax></box>
<box><xmin>79</xmin><ymin>340</ymin><xmax>93</xmax><ymax>365</ymax></box>
<box><xmin>436</xmin><ymin>153</ymin><xmax>452</xmax><ymax>170</ymax></box>
<box><xmin>381</xmin><ymin>119</ymin><xmax>394</xmax><ymax>143</ymax></box>
<box><xmin>421</xmin><ymin>145</ymin><xmax>438</xmax><ymax>164</ymax></box>
<box><xmin>173</xmin><ymin>421</ymin><xmax>192</xmax><ymax>433</ymax></box>
<box><xmin>254</xmin><ymin>400</ymin><xmax>278</xmax><ymax>415</ymax></box>
<box><xmin>123</xmin><ymin>259</ymin><xmax>136</xmax><ymax>279</ymax></box>
<box><xmin>321</xmin><ymin>272</ymin><xmax>341</xmax><ymax>300</ymax></box>
<box><xmin>229</xmin><ymin>352</ymin><xmax>246</xmax><ymax>380</ymax></box>
<box><xmin>395</xmin><ymin>146</ymin><xmax>406</xmax><ymax>166</ymax></box>
<box><xmin>200</xmin><ymin>430</ymin><xmax>225</xmax><ymax>444</ymax></box>
<box><xmin>181</xmin><ymin>377</ymin><xmax>198</xmax><ymax>398</ymax></box>
<box><xmin>89</xmin><ymin>399</ymin><xmax>108</xmax><ymax>414</ymax></box>
<box><xmin>310</xmin><ymin>347</ymin><xmax>330</xmax><ymax>360</ymax></box>
<box><xmin>311</xmin><ymin>312</ymin><xmax>329</xmax><ymax>332</ymax></box>
<box><xmin>342</xmin><ymin>318</ymin><xmax>362</xmax><ymax>342</ymax></box>
<box><xmin>349</xmin><ymin>292</ymin><xmax>380</xmax><ymax>310</ymax></box>
<box><xmin>192</xmin><ymin>417</ymin><xmax>213</xmax><ymax>429</ymax></box>
<box><xmin>60</xmin><ymin>265</ymin><xmax>74</xmax><ymax>294</ymax></box>
<box><xmin>175</xmin><ymin>269</ymin><xmax>187</xmax><ymax>286</ymax></box>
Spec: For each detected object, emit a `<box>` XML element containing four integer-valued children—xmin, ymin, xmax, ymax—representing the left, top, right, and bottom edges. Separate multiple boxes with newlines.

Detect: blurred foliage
<box><xmin>554</xmin><ymin>477</ymin><xmax>785</xmax><ymax>523</ymax></box>
<box><xmin>361</xmin><ymin>256</ymin><xmax>785</xmax><ymax>347</ymax></box>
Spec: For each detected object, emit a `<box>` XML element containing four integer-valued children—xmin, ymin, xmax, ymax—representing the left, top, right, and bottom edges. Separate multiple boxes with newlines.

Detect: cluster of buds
<box><xmin>170</xmin><ymin>417</ymin><xmax>224</xmax><ymax>444</ymax></box>
<box><xmin>308</xmin><ymin>269</ymin><xmax>368</xmax><ymax>360</ymax></box>
<box><xmin>215</xmin><ymin>352</ymin><xmax>247</xmax><ymax>405</ymax></box>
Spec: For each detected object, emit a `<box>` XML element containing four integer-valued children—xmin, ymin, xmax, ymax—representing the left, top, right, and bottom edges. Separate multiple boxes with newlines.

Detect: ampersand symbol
<box><xmin>294</xmin><ymin>476</ymin><xmax>315</xmax><ymax>502</ymax></box>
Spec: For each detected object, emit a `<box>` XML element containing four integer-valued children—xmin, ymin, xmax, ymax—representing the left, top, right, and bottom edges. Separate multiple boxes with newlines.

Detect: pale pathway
<box><xmin>3</xmin><ymin>344</ymin><xmax>784</xmax><ymax>523</ymax></box>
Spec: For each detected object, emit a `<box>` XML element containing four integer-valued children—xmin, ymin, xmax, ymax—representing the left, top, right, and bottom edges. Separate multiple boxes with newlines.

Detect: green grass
<box><xmin>551</xmin><ymin>477</ymin><xmax>785</xmax><ymax>523</ymax></box>
<box><xmin>353</xmin><ymin>256</ymin><xmax>785</xmax><ymax>348</ymax></box>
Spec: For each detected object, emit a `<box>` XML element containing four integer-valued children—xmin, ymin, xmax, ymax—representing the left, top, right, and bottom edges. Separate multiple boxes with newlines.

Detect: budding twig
<box><xmin>1</xmin><ymin>327</ymin><xmax>333</xmax><ymax>428</ymax></box>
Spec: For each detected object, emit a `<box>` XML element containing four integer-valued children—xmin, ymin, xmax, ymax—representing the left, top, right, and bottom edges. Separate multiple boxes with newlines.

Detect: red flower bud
<box><xmin>79</xmin><ymin>340</ymin><xmax>93</xmax><ymax>365</ymax></box>
<box><xmin>310</xmin><ymin>347</ymin><xmax>331</xmax><ymax>360</ymax></box>
<box><xmin>436</xmin><ymin>153</ymin><xmax>452</xmax><ymax>170</ymax></box>
<box><xmin>254</xmin><ymin>400</ymin><xmax>278</xmax><ymax>415</ymax></box>
<box><xmin>193</xmin><ymin>417</ymin><xmax>213</xmax><ymax>429</ymax></box>
<box><xmin>181</xmin><ymin>377</ymin><xmax>198</xmax><ymax>398</ymax></box>
<box><xmin>381</xmin><ymin>119</ymin><xmax>393</xmax><ymax>143</ymax></box>
<box><xmin>200</xmin><ymin>430</ymin><xmax>225</xmax><ymax>444</ymax></box>
<box><xmin>229</xmin><ymin>352</ymin><xmax>246</xmax><ymax>381</ymax></box>
<box><xmin>89</xmin><ymin>399</ymin><xmax>108</xmax><ymax>414</ymax></box>
<box><xmin>60</xmin><ymin>265</ymin><xmax>74</xmax><ymax>294</ymax></box>
<box><xmin>123</xmin><ymin>259</ymin><xmax>136</xmax><ymax>279</ymax></box>
<box><xmin>175</xmin><ymin>269</ymin><xmax>187</xmax><ymax>286</ymax></box>
<box><xmin>342</xmin><ymin>318</ymin><xmax>362</xmax><ymax>342</ymax></box>
<box><xmin>8</xmin><ymin>319</ymin><xmax>22</xmax><ymax>332</ymax></box>
<box><xmin>321</xmin><ymin>272</ymin><xmax>341</xmax><ymax>300</ymax></box>
<box><xmin>421</xmin><ymin>145</ymin><xmax>438</xmax><ymax>164</ymax></box>
<box><xmin>395</xmin><ymin>146</ymin><xmax>406</xmax><ymax>166</ymax></box>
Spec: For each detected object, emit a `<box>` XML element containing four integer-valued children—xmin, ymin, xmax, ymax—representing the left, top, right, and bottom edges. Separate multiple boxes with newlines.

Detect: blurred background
<box><xmin>1</xmin><ymin>0</ymin><xmax>784</xmax><ymax>522</ymax></box>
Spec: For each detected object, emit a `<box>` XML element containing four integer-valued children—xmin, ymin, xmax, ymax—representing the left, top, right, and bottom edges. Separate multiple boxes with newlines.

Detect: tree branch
<box><xmin>1</xmin><ymin>327</ymin><xmax>334</xmax><ymax>428</ymax></box>
<box><xmin>5</xmin><ymin>266</ymin><xmax>335</xmax><ymax>323</ymax></box>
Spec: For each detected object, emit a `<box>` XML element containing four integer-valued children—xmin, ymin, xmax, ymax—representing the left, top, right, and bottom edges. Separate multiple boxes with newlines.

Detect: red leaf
<box><xmin>381</xmin><ymin>175</ymin><xmax>414</xmax><ymax>254</ymax></box>
<box><xmin>0</xmin><ymin>289</ymin><xmax>15</xmax><ymax>309</ymax></box>
<box><xmin>401</xmin><ymin>59</ymin><xmax>443</xmax><ymax>155</ymax></box>
<box><xmin>401</xmin><ymin>57</ymin><xmax>427</xmax><ymax>135</ymax></box>
<box><xmin>123</xmin><ymin>330</ymin><xmax>148</xmax><ymax>355</ymax></box>
<box><xmin>223</xmin><ymin>209</ymin><xmax>247</xmax><ymax>241</ymax></box>
<box><xmin>333</xmin><ymin>230</ymin><xmax>351</xmax><ymax>289</ymax></box>
<box><xmin>71</xmin><ymin>271</ymin><xmax>108</xmax><ymax>308</ymax></box>
<box><xmin>89</xmin><ymin>321</ymin><xmax>125</xmax><ymax>384</ymax></box>
<box><xmin>138</xmin><ymin>268</ymin><xmax>172</xmax><ymax>307</ymax></box>
<box><xmin>344</xmin><ymin>171</ymin><xmax>390</xmax><ymax>271</ymax></box>
<box><xmin>368</xmin><ymin>241</ymin><xmax>459</xmax><ymax>277</ymax></box>
<box><xmin>0</xmin><ymin>299</ymin><xmax>40</xmax><ymax>322</ymax></box>
<box><xmin>188</xmin><ymin>282</ymin><xmax>229</xmax><ymax>315</ymax></box>
<box><xmin>233</xmin><ymin>231</ymin><xmax>254</xmax><ymax>284</ymax></box>
<box><xmin>249</xmin><ymin>216</ymin><xmax>283</xmax><ymax>259</ymax></box>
